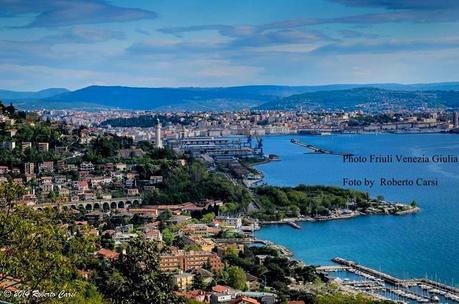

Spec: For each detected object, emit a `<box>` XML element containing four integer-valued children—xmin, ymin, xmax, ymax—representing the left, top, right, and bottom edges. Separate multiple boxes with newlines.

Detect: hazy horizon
<box><xmin>4</xmin><ymin>81</ymin><xmax>459</xmax><ymax>93</ymax></box>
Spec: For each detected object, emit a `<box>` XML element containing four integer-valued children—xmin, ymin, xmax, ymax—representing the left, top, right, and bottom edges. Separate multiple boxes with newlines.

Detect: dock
<box><xmin>316</xmin><ymin>265</ymin><xmax>350</xmax><ymax>272</ymax></box>
<box><xmin>325</xmin><ymin>257</ymin><xmax>459</xmax><ymax>303</ymax></box>
<box><xmin>260</xmin><ymin>220</ymin><xmax>301</xmax><ymax>229</ymax></box>
<box><xmin>332</xmin><ymin>257</ymin><xmax>402</xmax><ymax>285</ymax></box>
<box><xmin>290</xmin><ymin>139</ymin><xmax>353</xmax><ymax>156</ymax></box>
<box><xmin>287</xmin><ymin>221</ymin><xmax>301</xmax><ymax>229</ymax></box>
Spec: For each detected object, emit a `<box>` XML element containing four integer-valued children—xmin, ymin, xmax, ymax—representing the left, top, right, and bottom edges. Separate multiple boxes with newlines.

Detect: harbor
<box><xmin>317</xmin><ymin>258</ymin><xmax>459</xmax><ymax>303</ymax></box>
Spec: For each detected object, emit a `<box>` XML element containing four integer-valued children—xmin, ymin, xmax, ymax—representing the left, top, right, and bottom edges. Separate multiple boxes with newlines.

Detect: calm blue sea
<box><xmin>254</xmin><ymin>134</ymin><xmax>459</xmax><ymax>286</ymax></box>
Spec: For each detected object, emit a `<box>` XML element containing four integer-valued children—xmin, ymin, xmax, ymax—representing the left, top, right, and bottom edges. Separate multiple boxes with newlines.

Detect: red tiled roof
<box><xmin>96</xmin><ymin>248</ymin><xmax>119</xmax><ymax>260</ymax></box>
<box><xmin>234</xmin><ymin>297</ymin><xmax>260</xmax><ymax>304</ymax></box>
<box><xmin>145</xmin><ymin>229</ymin><xmax>160</xmax><ymax>236</ymax></box>
<box><xmin>212</xmin><ymin>285</ymin><xmax>230</xmax><ymax>293</ymax></box>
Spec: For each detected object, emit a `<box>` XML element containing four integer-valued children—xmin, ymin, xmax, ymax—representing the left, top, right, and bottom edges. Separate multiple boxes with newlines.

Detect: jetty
<box><xmin>287</xmin><ymin>221</ymin><xmax>301</xmax><ymax>229</ymax></box>
<box><xmin>324</xmin><ymin>257</ymin><xmax>459</xmax><ymax>303</ymax></box>
<box><xmin>332</xmin><ymin>257</ymin><xmax>402</xmax><ymax>285</ymax></box>
<box><xmin>290</xmin><ymin>139</ymin><xmax>353</xmax><ymax>156</ymax></box>
<box><xmin>260</xmin><ymin>220</ymin><xmax>302</xmax><ymax>229</ymax></box>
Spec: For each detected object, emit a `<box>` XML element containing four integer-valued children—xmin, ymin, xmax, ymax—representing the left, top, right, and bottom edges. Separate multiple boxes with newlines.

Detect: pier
<box><xmin>332</xmin><ymin>257</ymin><xmax>402</xmax><ymax>285</ymax></box>
<box><xmin>290</xmin><ymin>139</ymin><xmax>353</xmax><ymax>156</ymax></box>
<box><xmin>260</xmin><ymin>220</ymin><xmax>302</xmax><ymax>229</ymax></box>
<box><xmin>325</xmin><ymin>257</ymin><xmax>459</xmax><ymax>303</ymax></box>
<box><xmin>316</xmin><ymin>265</ymin><xmax>350</xmax><ymax>272</ymax></box>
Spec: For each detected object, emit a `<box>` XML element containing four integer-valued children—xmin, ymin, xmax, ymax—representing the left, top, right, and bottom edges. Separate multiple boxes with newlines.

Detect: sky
<box><xmin>1</xmin><ymin>0</ymin><xmax>459</xmax><ymax>90</ymax></box>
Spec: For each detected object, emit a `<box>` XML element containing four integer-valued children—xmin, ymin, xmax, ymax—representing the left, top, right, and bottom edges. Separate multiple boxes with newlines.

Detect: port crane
<box><xmin>290</xmin><ymin>139</ymin><xmax>353</xmax><ymax>156</ymax></box>
<box><xmin>248</xmin><ymin>135</ymin><xmax>263</xmax><ymax>155</ymax></box>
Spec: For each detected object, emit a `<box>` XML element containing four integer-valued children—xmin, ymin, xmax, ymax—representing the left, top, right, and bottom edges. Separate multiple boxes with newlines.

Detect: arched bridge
<box><xmin>33</xmin><ymin>197</ymin><xmax>142</xmax><ymax>212</ymax></box>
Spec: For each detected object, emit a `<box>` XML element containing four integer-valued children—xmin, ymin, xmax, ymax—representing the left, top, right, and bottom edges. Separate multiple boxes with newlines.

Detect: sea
<box><xmin>254</xmin><ymin>133</ymin><xmax>459</xmax><ymax>287</ymax></box>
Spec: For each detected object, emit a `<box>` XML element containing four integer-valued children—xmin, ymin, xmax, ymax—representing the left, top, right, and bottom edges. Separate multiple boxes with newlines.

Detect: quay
<box><xmin>326</xmin><ymin>257</ymin><xmax>459</xmax><ymax>303</ymax></box>
<box><xmin>316</xmin><ymin>265</ymin><xmax>350</xmax><ymax>272</ymax></box>
<box><xmin>260</xmin><ymin>220</ymin><xmax>302</xmax><ymax>229</ymax></box>
<box><xmin>290</xmin><ymin>139</ymin><xmax>353</xmax><ymax>156</ymax></box>
<box><xmin>287</xmin><ymin>221</ymin><xmax>301</xmax><ymax>229</ymax></box>
<box><xmin>332</xmin><ymin>257</ymin><xmax>402</xmax><ymax>285</ymax></box>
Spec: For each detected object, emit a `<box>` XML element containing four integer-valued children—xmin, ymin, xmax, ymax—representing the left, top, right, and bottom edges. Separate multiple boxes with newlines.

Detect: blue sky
<box><xmin>1</xmin><ymin>0</ymin><xmax>459</xmax><ymax>90</ymax></box>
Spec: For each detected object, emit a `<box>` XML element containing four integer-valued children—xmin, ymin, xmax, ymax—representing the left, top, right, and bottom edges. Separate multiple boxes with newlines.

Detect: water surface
<box><xmin>255</xmin><ymin>134</ymin><xmax>459</xmax><ymax>286</ymax></box>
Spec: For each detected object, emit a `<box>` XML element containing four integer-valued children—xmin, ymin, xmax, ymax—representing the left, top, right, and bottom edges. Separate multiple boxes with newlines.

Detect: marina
<box><xmin>318</xmin><ymin>258</ymin><xmax>459</xmax><ymax>303</ymax></box>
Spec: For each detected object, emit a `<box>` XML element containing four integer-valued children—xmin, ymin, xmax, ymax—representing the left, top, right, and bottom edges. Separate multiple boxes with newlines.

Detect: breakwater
<box><xmin>322</xmin><ymin>257</ymin><xmax>459</xmax><ymax>303</ymax></box>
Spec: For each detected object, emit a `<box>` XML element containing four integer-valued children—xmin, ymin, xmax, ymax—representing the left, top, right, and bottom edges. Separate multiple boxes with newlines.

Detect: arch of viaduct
<box><xmin>34</xmin><ymin>197</ymin><xmax>141</xmax><ymax>212</ymax></box>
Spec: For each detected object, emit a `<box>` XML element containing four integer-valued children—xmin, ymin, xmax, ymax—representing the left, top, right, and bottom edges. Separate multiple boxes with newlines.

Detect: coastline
<box><xmin>245</xmin><ymin>133</ymin><xmax>459</xmax><ymax>298</ymax></box>
<box><xmin>258</xmin><ymin>205</ymin><xmax>420</xmax><ymax>227</ymax></box>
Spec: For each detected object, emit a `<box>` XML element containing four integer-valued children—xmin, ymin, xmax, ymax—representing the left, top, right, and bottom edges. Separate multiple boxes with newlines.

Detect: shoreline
<box><xmin>260</xmin><ymin>129</ymin><xmax>456</xmax><ymax>137</ymax></box>
<box><xmin>258</xmin><ymin>206</ymin><xmax>421</xmax><ymax>227</ymax></box>
<box><xmin>245</xmin><ymin>134</ymin><xmax>438</xmax><ymax>296</ymax></box>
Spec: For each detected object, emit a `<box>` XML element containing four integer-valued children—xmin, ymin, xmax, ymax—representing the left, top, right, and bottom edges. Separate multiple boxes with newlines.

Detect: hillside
<box><xmin>0</xmin><ymin>88</ymin><xmax>69</xmax><ymax>100</ymax></box>
<box><xmin>44</xmin><ymin>85</ymin><xmax>311</xmax><ymax>111</ymax></box>
<box><xmin>1</xmin><ymin>82</ymin><xmax>459</xmax><ymax>111</ymax></box>
<box><xmin>255</xmin><ymin>88</ymin><xmax>459</xmax><ymax>112</ymax></box>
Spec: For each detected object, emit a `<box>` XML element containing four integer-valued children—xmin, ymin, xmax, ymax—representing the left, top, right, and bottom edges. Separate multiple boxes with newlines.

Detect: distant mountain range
<box><xmin>256</xmin><ymin>87</ymin><xmax>459</xmax><ymax>112</ymax></box>
<box><xmin>0</xmin><ymin>88</ymin><xmax>69</xmax><ymax>100</ymax></box>
<box><xmin>2</xmin><ymin>82</ymin><xmax>459</xmax><ymax>111</ymax></box>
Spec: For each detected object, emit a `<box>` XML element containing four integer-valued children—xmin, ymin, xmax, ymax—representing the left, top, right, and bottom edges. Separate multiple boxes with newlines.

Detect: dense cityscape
<box><xmin>39</xmin><ymin>109</ymin><xmax>459</xmax><ymax>140</ymax></box>
<box><xmin>2</xmin><ymin>0</ymin><xmax>459</xmax><ymax>303</ymax></box>
<box><xmin>4</xmin><ymin>101</ymin><xmax>457</xmax><ymax>304</ymax></box>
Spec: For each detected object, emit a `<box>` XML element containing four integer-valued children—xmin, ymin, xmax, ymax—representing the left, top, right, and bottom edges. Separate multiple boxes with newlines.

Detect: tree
<box><xmin>201</xmin><ymin>212</ymin><xmax>215</xmax><ymax>223</ymax></box>
<box><xmin>158</xmin><ymin>209</ymin><xmax>172</xmax><ymax>222</ymax></box>
<box><xmin>0</xmin><ymin>181</ymin><xmax>26</xmax><ymax>211</ymax></box>
<box><xmin>227</xmin><ymin>266</ymin><xmax>247</xmax><ymax>291</ymax></box>
<box><xmin>192</xmin><ymin>273</ymin><xmax>206</xmax><ymax>290</ymax></box>
<box><xmin>162</xmin><ymin>228</ymin><xmax>175</xmax><ymax>246</ymax></box>
<box><xmin>0</xmin><ymin>206</ymin><xmax>103</xmax><ymax>303</ymax></box>
<box><xmin>410</xmin><ymin>200</ymin><xmax>417</xmax><ymax>208</ymax></box>
<box><xmin>94</xmin><ymin>237</ymin><xmax>185</xmax><ymax>304</ymax></box>
<box><xmin>5</xmin><ymin>102</ymin><xmax>15</xmax><ymax>115</ymax></box>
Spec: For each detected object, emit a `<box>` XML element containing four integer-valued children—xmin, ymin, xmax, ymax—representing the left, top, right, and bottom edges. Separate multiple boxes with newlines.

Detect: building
<box><xmin>176</xmin><ymin>290</ymin><xmax>207</xmax><ymax>303</ymax></box>
<box><xmin>95</xmin><ymin>248</ymin><xmax>119</xmax><ymax>261</ymax></box>
<box><xmin>37</xmin><ymin>142</ymin><xmax>49</xmax><ymax>152</ymax></box>
<box><xmin>113</xmin><ymin>232</ymin><xmax>138</xmax><ymax>246</ymax></box>
<box><xmin>216</xmin><ymin>243</ymin><xmax>245</xmax><ymax>256</ymax></box>
<box><xmin>216</xmin><ymin>216</ymin><xmax>242</xmax><ymax>229</ymax></box>
<box><xmin>143</xmin><ymin>229</ymin><xmax>162</xmax><ymax>242</ymax></box>
<box><xmin>115</xmin><ymin>163</ymin><xmax>127</xmax><ymax>171</ymax></box>
<box><xmin>0</xmin><ymin>166</ymin><xmax>8</xmax><ymax>175</ymax></box>
<box><xmin>1</xmin><ymin>141</ymin><xmax>15</xmax><ymax>151</ymax></box>
<box><xmin>233</xmin><ymin>297</ymin><xmax>260</xmax><ymax>304</ymax></box>
<box><xmin>173</xmin><ymin>272</ymin><xmax>194</xmax><ymax>291</ymax></box>
<box><xmin>38</xmin><ymin>161</ymin><xmax>54</xmax><ymax>174</ymax></box>
<box><xmin>21</xmin><ymin>142</ymin><xmax>32</xmax><ymax>150</ymax></box>
<box><xmin>181</xmin><ymin>224</ymin><xmax>211</xmax><ymax>237</ymax></box>
<box><xmin>160</xmin><ymin>250</ymin><xmax>224</xmax><ymax>273</ymax></box>
<box><xmin>183</xmin><ymin>235</ymin><xmax>215</xmax><ymax>252</ymax></box>
<box><xmin>80</xmin><ymin>162</ymin><xmax>95</xmax><ymax>172</ymax></box>
<box><xmin>155</xmin><ymin>118</ymin><xmax>163</xmax><ymax>148</ymax></box>
<box><xmin>210</xmin><ymin>293</ymin><xmax>232</xmax><ymax>304</ymax></box>
<box><xmin>149</xmin><ymin>175</ymin><xmax>164</xmax><ymax>184</ymax></box>
<box><xmin>24</xmin><ymin>162</ymin><xmax>35</xmax><ymax>175</ymax></box>
<box><xmin>126</xmin><ymin>188</ymin><xmax>139</xmax><ymax>196</ymax></box>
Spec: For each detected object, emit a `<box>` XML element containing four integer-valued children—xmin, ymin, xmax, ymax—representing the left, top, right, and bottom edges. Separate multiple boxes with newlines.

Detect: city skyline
<box><xmin>1</xmin><ymin>0</ymin><xmax>459</xmax><ymax>90</ymax></box>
